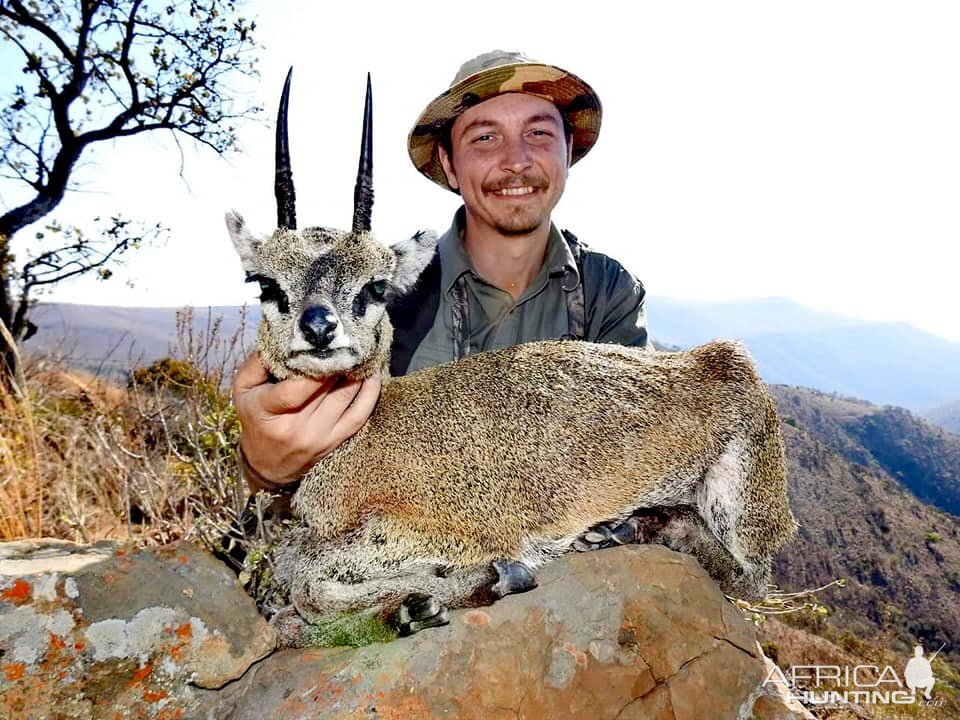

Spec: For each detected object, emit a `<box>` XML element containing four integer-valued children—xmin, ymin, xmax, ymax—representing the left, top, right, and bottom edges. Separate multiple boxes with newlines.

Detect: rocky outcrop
<box><xmin>2</xmin><ymin>540</ymin><xmax>808</xmax><ymax>719</ymax></box>
<box><xmin>0</xmin><ymin>539</ymin><xmax>275</xmax><ymax>719</ymax></box>
<box><xmin>210</xmin><ymin>544</ymin><xmax>812</xmax><ymax>719</ymax></box>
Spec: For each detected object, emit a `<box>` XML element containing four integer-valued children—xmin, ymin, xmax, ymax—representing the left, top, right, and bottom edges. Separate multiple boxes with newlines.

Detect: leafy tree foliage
<box><xmin>0</xmin><ymin>0</ymin><xmax>260</xmax><ymax>377</ymax></box>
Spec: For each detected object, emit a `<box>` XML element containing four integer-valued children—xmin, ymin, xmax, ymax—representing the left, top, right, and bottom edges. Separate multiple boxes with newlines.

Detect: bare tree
<box><xmin>0</xmin><ymin>0</ymin><xmax>261</xmax><ymax>380</ymax></box>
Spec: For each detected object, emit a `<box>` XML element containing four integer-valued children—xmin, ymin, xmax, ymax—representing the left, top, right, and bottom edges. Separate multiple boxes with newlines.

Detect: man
<box><xmin>234</xmin><ymin>51</ymin><xmax>649</xmax><ymax>493</ymax></box>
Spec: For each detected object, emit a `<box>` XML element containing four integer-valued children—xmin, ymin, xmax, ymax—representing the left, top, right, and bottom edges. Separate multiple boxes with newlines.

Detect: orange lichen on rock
<box><xmin>143</xmin><ymin>688</ymin><xmax>168</xmax><ymax>703</ymax></box>
<box><xmin>1</xmin><ymin>578</ymin><xmax>32</xmax><ymax>604</ymax></box>
<box><xmin>132</xmin><ymin>664</ymin><xmax>152</xmax><ymax>682</ymax></box>
<box><xmin>175</xmin><ymin>622</ymin><xmax>192</xmax><ymax>640</ymax></box>
<box><xmin>2</xmin><ymin>663</ymin><xmax>26</xmax><ymax>681</ymax></box>
<box><xmin>564</xmin><ymin>642</ymin><xmax>589</xmax><ymax>668</ymax></box>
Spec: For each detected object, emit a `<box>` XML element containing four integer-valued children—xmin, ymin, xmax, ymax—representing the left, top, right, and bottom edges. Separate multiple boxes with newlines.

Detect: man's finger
<box><xmin>233</xmin><ymin>352</ymin><xmax>269</xmax><ymax>393</ymax></box>
<box><xmin>259</xmin><ymin>374</ymin><xmax>339</xmax><ymax>414</ymax></box>
<box><xmin>328</xmin><ymin>373</ymin><xmax>382</xmax><ymax>445</ymax></box>
<box><xmin>308</xmin><ymin>376</ymin><xmax>365</xmax><ymax>426</ymax></box>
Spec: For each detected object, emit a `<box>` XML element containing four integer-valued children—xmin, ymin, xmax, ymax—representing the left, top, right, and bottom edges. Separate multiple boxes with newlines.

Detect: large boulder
<box><xmin>0</xmin><ymin>539</ymin><xmax>275</xmax><ymax>719</ymax></box>
<box><xmin>210</xmin><ymin>545</ymin><xmax>810</xmax><ymax>719</ymax></box>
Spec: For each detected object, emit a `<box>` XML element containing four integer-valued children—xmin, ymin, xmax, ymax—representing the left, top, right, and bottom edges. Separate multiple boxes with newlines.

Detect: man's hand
<box><xmin>232</xmin><ymin>352</ymin><xmax>382</xmax><ymax>493</ymax></box>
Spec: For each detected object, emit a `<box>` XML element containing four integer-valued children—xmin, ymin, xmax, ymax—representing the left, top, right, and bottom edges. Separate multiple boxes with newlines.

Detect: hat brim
<box><xmin>408</xmin><ymin>62</ymin><xmax>602</xmax><ymax>192</ymax></box>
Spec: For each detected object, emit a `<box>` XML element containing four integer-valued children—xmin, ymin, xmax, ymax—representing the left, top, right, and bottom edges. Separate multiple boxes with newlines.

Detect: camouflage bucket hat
<box><xmin>408</xmin><ymin>50</ymin><xmax>602</xmax><ymax>192</ymax></box>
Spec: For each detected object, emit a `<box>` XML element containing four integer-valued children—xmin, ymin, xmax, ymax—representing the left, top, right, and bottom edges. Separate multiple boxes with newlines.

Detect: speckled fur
<box><xmin>226</xmin><ymin>213</ymin><xmax>798</xmax><ymax>639</ymax></box>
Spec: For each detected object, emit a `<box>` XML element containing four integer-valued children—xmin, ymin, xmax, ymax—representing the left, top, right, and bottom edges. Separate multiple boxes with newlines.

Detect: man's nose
<box><xmin>500</xmin><ymin>135</ymin><xmax>533</xmax><ymax>173</ymax></box>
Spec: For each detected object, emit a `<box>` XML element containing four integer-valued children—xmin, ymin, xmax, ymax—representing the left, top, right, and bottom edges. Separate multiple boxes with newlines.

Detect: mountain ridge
<box><xmin>24</xmin><ymin>298</ymin><xmax>958</xmax><ymax>418</ymax></box>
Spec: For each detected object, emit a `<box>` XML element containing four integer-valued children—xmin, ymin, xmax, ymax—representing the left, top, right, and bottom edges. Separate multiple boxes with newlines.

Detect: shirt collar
<box><xmin>438</xmin><ymin>206</ymin><xmax>580</xmax><ymax>295</ymax></box>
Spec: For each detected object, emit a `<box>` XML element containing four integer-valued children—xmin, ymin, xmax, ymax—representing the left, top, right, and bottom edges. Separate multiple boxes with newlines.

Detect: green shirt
<box><xmin>406</xmin><ymin>208</ymin><xmax>648</xmax><ymax>374</ymax></box>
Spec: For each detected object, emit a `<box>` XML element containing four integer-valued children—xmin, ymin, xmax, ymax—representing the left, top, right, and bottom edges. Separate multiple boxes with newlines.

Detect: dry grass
<box><xmin>0</xmin><ymin>307</ymin><xmax>287</xmax><ymax>610</ymax></box>
<box><xmin>0</xmin><ymin>366</ymin><xmax>42</xmax><ymax>539</ymax></box>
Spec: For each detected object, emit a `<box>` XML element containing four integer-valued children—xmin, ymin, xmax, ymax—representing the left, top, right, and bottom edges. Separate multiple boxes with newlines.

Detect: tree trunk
<box><xmin>1</xmin><ymin>228</ymin><xmax>16</xmax><ymax>386</ymax></box>
<box><xmin>0</xmin><ymin>180</ymin><xmax>71</xmax><ymax>386</ymax></box>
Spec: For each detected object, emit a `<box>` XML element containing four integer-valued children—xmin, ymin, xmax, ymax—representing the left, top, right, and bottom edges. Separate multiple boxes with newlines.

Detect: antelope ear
<box><xmin>389</xmin><ymin>229</ymin><xmax>438</xmax><ymax>294</ymax></box>
<box><xmin>225</xmin><ymin>210</ymin><xmax>261</xmax><ymax>273</ymax></box>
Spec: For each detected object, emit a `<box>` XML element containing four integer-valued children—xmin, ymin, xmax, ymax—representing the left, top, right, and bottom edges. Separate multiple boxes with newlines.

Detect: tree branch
<box><xmin>1</xmin><ymin>1</ymin><xmax>75</xmax><ymax>62</ymax></box>
<box><xmin>0</xmin><ymin>0</ymin><xmax>261</xmax><ymax>345</ymax></box>
<box><xmin>118</xmin><ymin>0</ymin><xmax>143</xmax><ymax>109</ymax></box>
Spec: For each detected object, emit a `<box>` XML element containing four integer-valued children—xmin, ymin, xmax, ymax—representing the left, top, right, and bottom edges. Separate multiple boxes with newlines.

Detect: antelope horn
<box><xmin>352</xmin><ymin>72</ymin><xmax>374</xmax><ymax>234</ymax></box>
<box><xmin>275</xmin><ymin>67</ymin><xmax>297</xmax><ymax>230</ymax></box>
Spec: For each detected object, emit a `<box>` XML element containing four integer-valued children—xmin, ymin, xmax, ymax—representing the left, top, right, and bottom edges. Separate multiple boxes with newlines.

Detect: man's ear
<box><xmin>389</xmin><ymin>229</ymin><xmax>439</xmax><ymax>294</ymax></box>
<box><xmin>224</xmin><ymin>210</ymin><xmax>261</xmax><ymax>274</ymax></box>
<box><xmin>438</xmin><ymin>145</ymin><xmax>460</xmax><ymax>192</ymax></box>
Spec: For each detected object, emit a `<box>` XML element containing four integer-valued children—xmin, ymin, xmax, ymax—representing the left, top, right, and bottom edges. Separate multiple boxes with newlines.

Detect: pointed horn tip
<box><xmin>279</xmin><ymin>67</ymin><xmax>293</xmax><ymax>99</ymax></box>
<box><xmin>275</xmin><ymin>66</ymin><xmax>297</xmax><ymax>230</ymax></box>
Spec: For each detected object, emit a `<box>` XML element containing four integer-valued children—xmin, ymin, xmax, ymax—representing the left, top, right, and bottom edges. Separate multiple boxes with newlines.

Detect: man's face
<box><xmin>439</xmin><ymin>93</ymin><xmax>573</xmax><ymax>237</ymax></box>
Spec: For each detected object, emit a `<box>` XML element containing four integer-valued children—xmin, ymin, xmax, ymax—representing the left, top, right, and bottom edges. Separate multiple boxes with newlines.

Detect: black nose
<box><xmin>300</xmin><ymin>306</ymin><xmax>338</xmax><ymax>349</ymax></box>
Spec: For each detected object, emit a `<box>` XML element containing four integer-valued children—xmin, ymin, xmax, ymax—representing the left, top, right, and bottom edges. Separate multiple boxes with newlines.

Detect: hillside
<box><xmin>771</xmin><ymin>387</ymin><xmax>960</xmax><ymax>667</ymax></box>
<box><xmin>771</xmin><ymin>386</ymin><xmax>960</xmax><ymax>516</ymax></box>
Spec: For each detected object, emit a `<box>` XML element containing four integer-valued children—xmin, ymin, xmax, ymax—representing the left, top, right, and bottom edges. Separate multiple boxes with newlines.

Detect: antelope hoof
<box><xmin>574</xmin><ymin>522</ymin><xmax>616</xmax><ymax>551</ymax></box>
<box><xmin>609</xmin><ymin>517</ymin><xmax>640</xmax><ymax>545</ymax></box>
<box><xmin>583</xmin><ymin>526</ymin><xmax>611</xmax><ymax>544</ymax></box>
<box><xmin>572</xmin><ymin>538</ymin><xmax>597</xmax><ymax>552</ymax></box>
<box><xmin>491</xmin><ymin>560</ymin><xmax>538</xmax><ymax>597</ymax></box>
<box><xmin>397</xmin><ymin>592</ymin><xmax>449</xmax><ymax>636</ymax></box>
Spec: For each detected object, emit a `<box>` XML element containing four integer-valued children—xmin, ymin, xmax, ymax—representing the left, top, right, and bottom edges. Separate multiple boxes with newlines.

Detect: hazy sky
<box><xmin>3</xmin><ymin>1</ymin><xmax>958</xmax><ymax>342</ymax></box>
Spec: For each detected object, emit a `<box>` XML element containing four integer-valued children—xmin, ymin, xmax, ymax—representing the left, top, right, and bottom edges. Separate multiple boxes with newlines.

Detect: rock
<box><xmin>208</xmin><ymin>545</ymin><xmax>802</xmax><ymax>720</ymax></box>
<box><xmin>746</xmin><ymin>654</ymin><xmax>817</xmax><ymax>720</ymax></box>
<box><xmin>0</xmin><ymin>538</ymin><xmax>275</xmax><ymax>719</ymax></box>
<box><xmin>1</xmin><ymin>539</ymin><xmax>808</xmax><ymax>719</ymax></box>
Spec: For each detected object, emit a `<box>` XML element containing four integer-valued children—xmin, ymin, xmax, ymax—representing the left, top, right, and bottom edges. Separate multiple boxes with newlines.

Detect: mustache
<box><xmin>484</xmin><ymin>175</ymin><xmax>548</xmax><ymax>193</ymax></box>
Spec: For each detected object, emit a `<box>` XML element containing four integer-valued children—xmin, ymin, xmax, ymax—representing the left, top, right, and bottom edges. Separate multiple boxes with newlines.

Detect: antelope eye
<box><xmin>369</xmin><ymin>280</ymin><xmax>387</xmax><ymax>300</ymax></box>
<box><xmin>245</xmin><ymin>273</ymin><xmax>290</xmax><ymax>314</ymax></box>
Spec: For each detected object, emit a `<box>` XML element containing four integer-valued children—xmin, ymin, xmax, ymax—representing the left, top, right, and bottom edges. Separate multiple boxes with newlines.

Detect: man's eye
<box><xmin>472</xmin><ymin>133</ymin><xmax>495</xmax><ymax>143</ymax></box>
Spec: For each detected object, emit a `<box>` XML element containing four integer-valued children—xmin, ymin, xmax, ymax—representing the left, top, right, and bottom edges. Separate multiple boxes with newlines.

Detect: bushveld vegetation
<box><xmin>0</xmin><ymin>307</ymin><xmax>286</xmax><ymax>610</ymax></box>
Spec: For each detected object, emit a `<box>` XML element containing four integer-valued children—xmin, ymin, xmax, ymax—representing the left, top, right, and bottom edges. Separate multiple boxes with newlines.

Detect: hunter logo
<box><xmin>904</xmin><ymin>644</ymin><xmax>942</xmax><ymax>700</ymax></box>
<box><xmin>762</xmin><ymin>642</ymin><xmax>947</xmax><ymax>708</ymax></box>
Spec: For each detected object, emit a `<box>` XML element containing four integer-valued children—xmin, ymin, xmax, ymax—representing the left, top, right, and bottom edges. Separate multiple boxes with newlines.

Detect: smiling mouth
<box><xmin>492</xmin><ymin>186</ymin><xmax>537</xmax><ymax>197</ymax></box>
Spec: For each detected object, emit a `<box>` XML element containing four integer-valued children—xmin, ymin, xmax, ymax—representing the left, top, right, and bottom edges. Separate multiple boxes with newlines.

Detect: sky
<box><xmin>2</xmin><ymin>0</ymin><xmax>958</xmax><ymax>342</ymax></box>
